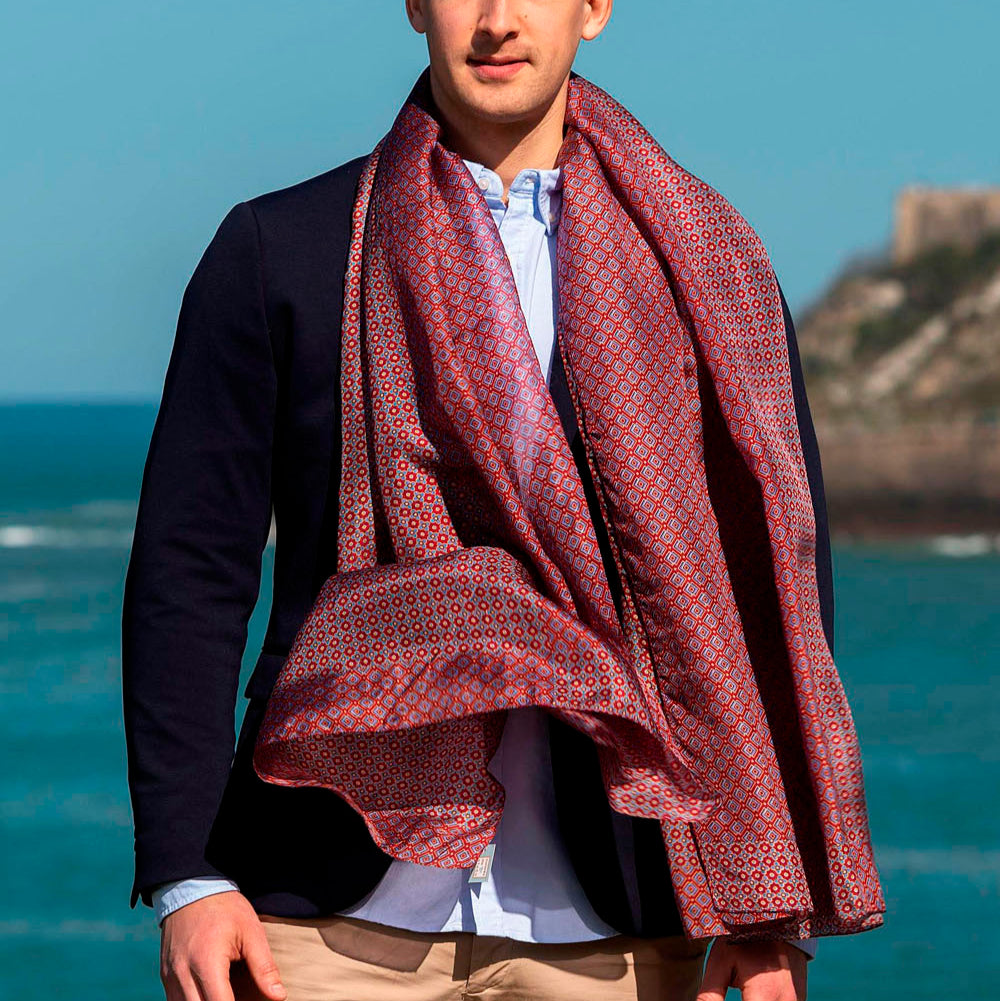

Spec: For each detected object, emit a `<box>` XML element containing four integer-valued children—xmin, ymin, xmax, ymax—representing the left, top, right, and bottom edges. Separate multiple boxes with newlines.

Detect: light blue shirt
<box><xmin>152</xmin><ymin>154</ymin><xmax>817</xmax><ymax>960</ymax></box>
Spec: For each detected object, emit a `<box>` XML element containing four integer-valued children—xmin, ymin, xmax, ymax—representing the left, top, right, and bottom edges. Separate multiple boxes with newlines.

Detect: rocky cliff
<box><xmin>794</xmin><ymin>194</ymin><xmax>1000</xmax><ymax>538</ymax></box>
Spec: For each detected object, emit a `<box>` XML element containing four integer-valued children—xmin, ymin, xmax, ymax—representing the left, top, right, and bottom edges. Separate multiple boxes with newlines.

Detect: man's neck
<box><xmin>428</xmin><ymin>69</ymin><xmax>568</xmax><ymax>200</ymax></box>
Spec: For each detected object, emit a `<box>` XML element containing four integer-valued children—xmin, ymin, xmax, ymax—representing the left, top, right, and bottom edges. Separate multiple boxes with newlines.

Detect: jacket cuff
<box><xmin>130</xmin><ymin>848</ymin><xmax>231</xmax><ymax>909</ymax></box>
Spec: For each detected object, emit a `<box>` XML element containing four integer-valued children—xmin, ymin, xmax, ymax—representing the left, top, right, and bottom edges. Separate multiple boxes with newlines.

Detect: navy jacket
<box><xmin>122</xmin><ymin>152</ymin><xmax>834</xmax><ymax>936</ymax></box>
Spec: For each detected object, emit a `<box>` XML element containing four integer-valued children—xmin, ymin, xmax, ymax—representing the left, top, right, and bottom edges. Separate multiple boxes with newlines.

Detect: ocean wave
<box><xmin>927</xmin><ymin>533</ymin><xmax>1000</xmax><ymax>557</ymax></box>
<box><xmin>0</xmin><ymin>525</ymin><xmax>133</xmax><ymax>549</ymax></box>
<box><xmin>69</xmin><ymin>499</ymin><xmax>137</xmax><ymax>521</ymax></box>
<box><xmin>0</xmin><ymin>919</ymin><xmax>157</xmax><ymax>942</ymax></box>
<box><xmin>875</xmin><ymin>846</ymin><xmax>1000</xmax><ymax>877</ymax></box>
<box><xmin>0</xmin><ymin>578</ymin><xmax>50</xmax><ymax>602</ymax></box>
<box><xmin>0</xmin><ymin>790</ymin><xmax>131</xmax><ymax>827</ymax></box>
<box><xmin>0</xmin><ymin>506</ymin><xmax>276</xmax><ymax>549</ymax></box>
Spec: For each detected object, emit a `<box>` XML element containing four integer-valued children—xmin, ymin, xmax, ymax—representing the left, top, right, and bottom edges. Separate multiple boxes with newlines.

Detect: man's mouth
<box><xmin>468</xmin><ymin>56</ymin><xmax>529</xmax><ymax>80</ymax></box>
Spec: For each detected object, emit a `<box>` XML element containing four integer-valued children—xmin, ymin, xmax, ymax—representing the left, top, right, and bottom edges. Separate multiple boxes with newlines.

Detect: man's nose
<box><xmin>474</xmin><ymin>0</ymin><xmax>521</xmax><ymax>40</ymax></box>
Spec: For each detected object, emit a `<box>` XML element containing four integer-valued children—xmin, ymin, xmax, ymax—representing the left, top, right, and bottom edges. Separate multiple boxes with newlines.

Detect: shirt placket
<box><xmin>497</xmin><ymin>178</ymin><xmax>539</xmax><ymax>313</ymax></box>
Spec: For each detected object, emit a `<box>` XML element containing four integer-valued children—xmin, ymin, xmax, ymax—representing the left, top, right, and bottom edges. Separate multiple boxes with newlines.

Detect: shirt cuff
<box><xmin>151</xmin><ymin>875</ymin><xmax>241</xmax><ymax>926</ymax></box>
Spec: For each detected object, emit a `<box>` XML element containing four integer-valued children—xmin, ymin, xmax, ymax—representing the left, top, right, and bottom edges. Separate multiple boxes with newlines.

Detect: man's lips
<box><xmin>469</xmin><ymin>57</ymin><xmax>528</xmax><ymax>81</ymax></box>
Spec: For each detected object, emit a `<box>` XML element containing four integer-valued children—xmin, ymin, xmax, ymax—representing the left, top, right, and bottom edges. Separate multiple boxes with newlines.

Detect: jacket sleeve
<box><xmin>776</xmin><ymin>276</ymin><xmax>835</xmax><ymax>658</ymax></box>
<box><xmin>121</xmin><ymin>200</ymin><xmax>276</xmax><ymax>908</ymax></box>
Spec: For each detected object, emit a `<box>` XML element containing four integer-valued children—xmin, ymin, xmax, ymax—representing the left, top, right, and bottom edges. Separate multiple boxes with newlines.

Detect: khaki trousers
<box><xmin>230</xmin><ymin>913</ymin><xmax>711</xmax><ymax>1001</ymax></box>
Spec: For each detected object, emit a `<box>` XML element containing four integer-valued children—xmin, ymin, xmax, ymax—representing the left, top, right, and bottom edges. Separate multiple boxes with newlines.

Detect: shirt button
<box><xmin>477</xmin><ymin>176</ymin><xmax>490</xmax><ymax>191</ymax></box>
<box><xmin>549</xmin><ymin>211</ymin><xmax>557</xmax><ymax>224</ymax></box>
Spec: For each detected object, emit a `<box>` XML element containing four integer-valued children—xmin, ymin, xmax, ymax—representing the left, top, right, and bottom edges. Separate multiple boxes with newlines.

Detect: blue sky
<box><xmin>2</xmin><ymin>1</ymin><xmax>996</xmax><ymax>400</ymax></box>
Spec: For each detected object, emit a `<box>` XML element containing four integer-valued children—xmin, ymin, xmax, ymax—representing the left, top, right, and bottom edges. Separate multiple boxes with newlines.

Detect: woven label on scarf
<box><xmin>467</xmin><ymin>842</ymin><xmax>495</xmax><ymax>883</ymax></box>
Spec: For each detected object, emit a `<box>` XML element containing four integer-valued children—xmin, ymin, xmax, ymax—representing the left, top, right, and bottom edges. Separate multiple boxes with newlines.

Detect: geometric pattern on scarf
<box><xmin>253</xmin><ymin>66</ymin><xmax>885</xmax><ymax>940</ymax></box>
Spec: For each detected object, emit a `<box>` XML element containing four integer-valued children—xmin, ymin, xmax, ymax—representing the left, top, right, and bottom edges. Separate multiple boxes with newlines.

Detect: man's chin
<box><xmin>454</xmin><ymin>80</ymin><xmax>540</xmax><ymax>122</ymax></box>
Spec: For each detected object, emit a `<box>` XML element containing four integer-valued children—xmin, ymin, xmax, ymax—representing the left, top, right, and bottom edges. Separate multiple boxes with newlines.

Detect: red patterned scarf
<box><xmin>253</xmin><ymin>67</ymin><xmax>884</xmax><ymax>940</ymax></box>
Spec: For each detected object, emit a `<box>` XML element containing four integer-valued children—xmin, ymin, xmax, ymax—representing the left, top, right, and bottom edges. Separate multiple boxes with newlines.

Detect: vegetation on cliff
<box><xmin>793</xmin><ymin>230</ymin><xmax>1000</xmax><ymax>534</ymax></box>
<box><xmin>798</xmin><ymin>232</ymin><xmax>1000</xmax><ymax>427</ymax></box>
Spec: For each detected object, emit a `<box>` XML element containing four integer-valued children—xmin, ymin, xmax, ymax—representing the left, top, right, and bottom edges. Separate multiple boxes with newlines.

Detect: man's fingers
<box><xmin>696</xmin><ymin>941</ymin><xmax>735</xmax><ymax>1001</ymax></box>
<box><xmin>162</xmin><ymin>954</ymin><xmax>211</xmax><ymax>1001</ymax></box>
<box><xmin>734</xmin><ymin>940</ymin><xmax>807</xmax><ymax>1001</ymax></box>
<box><xmin>189</xmin><ymin>958</ymin><xmax>236</xmax><ymax>1001</ymax></box>
<box><xmin>241</xmin><ymin>925</ymin><xmax>287</xmax><ymax>1001</ymax></box>
<box><xmin>164</xmin><ymin>967</ymin><xmax>211</xmax><ymax>1001</ymax></box>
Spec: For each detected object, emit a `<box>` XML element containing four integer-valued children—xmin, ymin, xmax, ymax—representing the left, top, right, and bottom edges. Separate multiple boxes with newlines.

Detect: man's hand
<box><xmin>159</xmin><ymin>890</ymin><xmax>287</xmax><ymax>1001</ymax></box>
<box><xmin>696</xmin><ymin>938</ymin><xmax>808</xmax><ymax>1001</ymax></box>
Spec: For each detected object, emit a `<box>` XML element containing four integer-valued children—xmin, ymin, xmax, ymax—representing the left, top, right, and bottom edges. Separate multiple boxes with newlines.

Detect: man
<box><xmin>122</xmin><ymin>2</ymin><xmax>884</xmax><ymax>1000</ymax></box>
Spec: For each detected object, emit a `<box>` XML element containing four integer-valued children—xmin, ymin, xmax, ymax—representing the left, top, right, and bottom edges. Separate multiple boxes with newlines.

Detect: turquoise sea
<box><xmin>1</xmin><ymin>402</ymin><xmax>997</xmax><ymax>1000</ymax></box>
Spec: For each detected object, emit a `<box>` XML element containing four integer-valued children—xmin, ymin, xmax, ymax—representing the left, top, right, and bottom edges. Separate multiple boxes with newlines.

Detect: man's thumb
<box><xmin>242</xmin><ymin>929</ymin><xmax>287</xmax><ymax>1000</ymax></box>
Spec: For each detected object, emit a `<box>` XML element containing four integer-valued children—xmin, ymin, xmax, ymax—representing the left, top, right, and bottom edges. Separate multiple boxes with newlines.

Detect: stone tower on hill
<box><xmin>893</xmin><ymin>184</ymin><xmax>1000</xmax><ymax>264</ymax></box>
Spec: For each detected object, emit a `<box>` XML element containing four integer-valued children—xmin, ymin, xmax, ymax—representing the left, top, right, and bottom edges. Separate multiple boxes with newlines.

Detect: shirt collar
<box><xmin>462</xmin><ymin>157</ymin><xmax>563</xmax><ymax>236</ymax></box>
